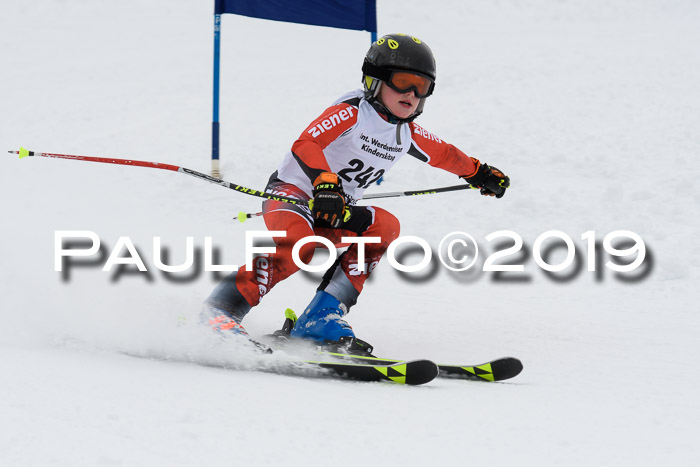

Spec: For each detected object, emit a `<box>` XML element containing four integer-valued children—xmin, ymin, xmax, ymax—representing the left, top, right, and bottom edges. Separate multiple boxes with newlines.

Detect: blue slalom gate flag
<box><xmin>215</xmin><ymin>0</ymin><xmax>377</xmax><ymax>32</ymax></box>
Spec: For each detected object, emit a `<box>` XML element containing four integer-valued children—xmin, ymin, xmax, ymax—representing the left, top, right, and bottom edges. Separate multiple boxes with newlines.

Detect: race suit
<box><xmin>206</xmin><ymin>89</ymin><xmax>479</xmax><ymax>320</ymax></box>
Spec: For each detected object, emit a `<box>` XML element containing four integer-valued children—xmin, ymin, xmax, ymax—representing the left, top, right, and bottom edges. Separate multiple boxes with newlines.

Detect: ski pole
<box><xmin>12</xmin><ymin>147</ymin><xmax>479</xmax><ymax>222</ymax></box>
<box><xmin>10</xmin><ymin>147</ymin><xmax>309</xmax><ymax>206</ymax></box>
<box><xmin>360</xmin><ymin>183</ymin><xmax>475</xmax><ymax>200</ymax></box>
<box><xmin>234</xmin><ymin>183</ymin><xmax>478</xmax><ymax>223</ymax></box>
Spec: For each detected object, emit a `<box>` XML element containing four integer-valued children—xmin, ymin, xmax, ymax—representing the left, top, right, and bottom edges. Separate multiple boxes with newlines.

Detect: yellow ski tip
<box><xmin>18</xmin><ymin>147</ymin><xmax>30</xmax><ymax>159</ymax></box>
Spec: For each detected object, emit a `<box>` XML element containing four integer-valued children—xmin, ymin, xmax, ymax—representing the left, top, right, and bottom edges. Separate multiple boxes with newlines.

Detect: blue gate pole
<box><xmin>212</xmin><ymin>13</ymin><xmax>221</xmax><ymax>177</ymax></box>
<box><xmin>371</xmin><ymin>29</ymin><xmax>385</xmax><ymax>184</ymax></box>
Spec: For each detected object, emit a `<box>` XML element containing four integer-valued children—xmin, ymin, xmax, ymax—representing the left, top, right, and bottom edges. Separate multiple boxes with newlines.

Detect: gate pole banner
<box><xmin>215</xmin><ymin>0</ymin><xmax>377</xmax><ymax>32</ymax></box>
<box><xmin>211</xmin><ymin>0</ymin><xmax>377</xmax><ymax>176</ymax></box>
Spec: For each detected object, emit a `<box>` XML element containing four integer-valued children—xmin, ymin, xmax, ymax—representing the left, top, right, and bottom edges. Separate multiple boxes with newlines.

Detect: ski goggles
<box><xmin>384</xmin><ymin>70</ymin><xmax>435</xmax><ymax>98</ymax></box>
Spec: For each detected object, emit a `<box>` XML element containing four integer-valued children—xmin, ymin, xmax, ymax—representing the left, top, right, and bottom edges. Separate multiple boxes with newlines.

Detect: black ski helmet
<box><xmin>362</xmin><ymin>33</ymin><xmax>436</xmax><ymax>120</ymax></box>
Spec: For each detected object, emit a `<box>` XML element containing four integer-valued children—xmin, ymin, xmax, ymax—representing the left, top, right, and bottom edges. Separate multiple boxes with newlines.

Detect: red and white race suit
<box><xmin>206</xmin><ymin>90</ymin><xmax>480</xmax><ymax>319</ymax></box>
<box><xmin>276</xmin><ymin>89</ymin><xmax>478</xmax><ymax>204</ymax></box>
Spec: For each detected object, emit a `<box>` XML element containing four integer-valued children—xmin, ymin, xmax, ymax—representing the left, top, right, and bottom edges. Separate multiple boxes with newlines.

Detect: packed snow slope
<box><xmin>2</xmin><ymin>1</ymin><xmax>699</xmax><ymax>466</ymax></box>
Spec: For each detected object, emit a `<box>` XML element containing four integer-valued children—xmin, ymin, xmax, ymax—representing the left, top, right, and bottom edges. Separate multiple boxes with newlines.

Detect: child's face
<box><xmin>378</xmin><ymin>83</ymin><xmax>420</xmax><ymax>120</ymax></box>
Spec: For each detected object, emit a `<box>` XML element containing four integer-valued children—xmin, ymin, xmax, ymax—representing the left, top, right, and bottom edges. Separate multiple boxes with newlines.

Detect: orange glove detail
<box><xmin>310</xmin><ymin>172</ymin><xmax>351</xmax><ymax>227</ymax></box>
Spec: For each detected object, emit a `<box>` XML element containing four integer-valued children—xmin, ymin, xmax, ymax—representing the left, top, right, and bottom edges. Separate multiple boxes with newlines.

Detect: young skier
<box><xmin>203</xmin><ymin>33</ymin><xmax>510</xmax><ymax>349</ymax></box>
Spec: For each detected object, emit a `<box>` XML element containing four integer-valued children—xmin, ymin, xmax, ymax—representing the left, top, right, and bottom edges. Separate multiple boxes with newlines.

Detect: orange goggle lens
<box><xmin>387</xmin><ymin>71</ymin><xmax>434</xmax><ymax>98</ymax></box>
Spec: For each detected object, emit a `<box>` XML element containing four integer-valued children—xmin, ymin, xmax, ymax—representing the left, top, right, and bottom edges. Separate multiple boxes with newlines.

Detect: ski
<box><xmin>436</xmin><ymin>358</ymin><xmax>523</xmax><ymax>381</ymax></box>
<box><xmin>302</xmin><ymin>359</ymin><xmax>439</xmax><ymax>385</ymax></box>
<box><xmin>263</xmin><ymin>308</ymin><xmax>523</xmax><ymax>382</ymax></box>
<box><xmin>192</xmin><ymin>309</ymin><xmax>515</xmax><ymax>384</ymax></box>
<box><xmin>318</xmin><ymin>353</ymin><xmax>523</xmax><ymax>382</ymax></box>
<box><xmin>123</xmin><ymin>342</ymin><xmax>437</xmax><ymax>385</ymax></box>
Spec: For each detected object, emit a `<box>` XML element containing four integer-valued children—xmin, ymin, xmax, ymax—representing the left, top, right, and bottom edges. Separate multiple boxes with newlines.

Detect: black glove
<box><xmin>309</xmin><ymin>172</ymin><xmax>351</xmax><ymax>228</ymax></box>
<box><xmin>463</xmin><ymin>161</ymin><xmax>510</xmax><ymax>198</ymax></box>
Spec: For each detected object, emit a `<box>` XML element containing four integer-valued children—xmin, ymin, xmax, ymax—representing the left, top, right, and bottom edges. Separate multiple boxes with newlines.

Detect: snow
<box><xmin>2</xmin><ymin>0</ymin><xmax>700</xmax><ymax>465</ymax></box>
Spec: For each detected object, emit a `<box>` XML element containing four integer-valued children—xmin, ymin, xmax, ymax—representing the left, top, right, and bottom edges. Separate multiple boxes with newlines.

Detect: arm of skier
<box><xmin>291</xmin><ymin>102</ymin><xmax>359</xmax><ymax>225</ymax></box>
<box><xmin>290</xmin><ymin>103</ymin><xmax>359</xmax><ymax>181</ymax></box>
<box><xmin>408</xmin><ymin>122</ymin><xmax>510</xmax><ymax>198</ymax></box>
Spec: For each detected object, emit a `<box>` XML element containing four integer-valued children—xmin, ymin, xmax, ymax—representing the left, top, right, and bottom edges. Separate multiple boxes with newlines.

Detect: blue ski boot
<box><xmin>290</xmin><ymin>291</ymin><xmax>355</xmax><ymax>343</ymax></box>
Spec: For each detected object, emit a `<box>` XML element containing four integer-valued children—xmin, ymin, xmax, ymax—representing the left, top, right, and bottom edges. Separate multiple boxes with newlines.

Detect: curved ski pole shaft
<box><xmin>232</xmin><ymin>183</ymin><xmax>480</xmax><ymax>222</ymax></box>
<box><xmin>12</xmin><ymin>147</ymin><xmax>481</xmax><ymax>214</ymax></box>
<box><xmin>360</xmin><ymin>183</ymin><xmax>476</xmax><ymax>200</ymax></box>
<box><xmin>11</xmin><ymin>147</ymin><xmax>308</xmax><ymax>206</ymax></box>
<box><xmin>233</xmin><ymin>183</ymin><xmax>479</xmax><ymax>223</ymax></box>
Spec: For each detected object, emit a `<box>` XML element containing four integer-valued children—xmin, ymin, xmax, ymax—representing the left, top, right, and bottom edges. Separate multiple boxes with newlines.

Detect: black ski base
<box><xmin>320</xmin><ymin>353</ymin><xmax>523</xmax><ymax>382</ymax></box>
<box><xmin>436</xmin><ymin>357</ymin><xmax>523</xmax><ymax>381</ymax></box>
<box><xmin>260</xmin><ymin>308</ymin><xmax>523</xmax><ymax>383</ymax></box>
<box><xmin>310</xmin><ymin>359</ymin><xmax>439</xmax><ymax>385</ymax></box>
